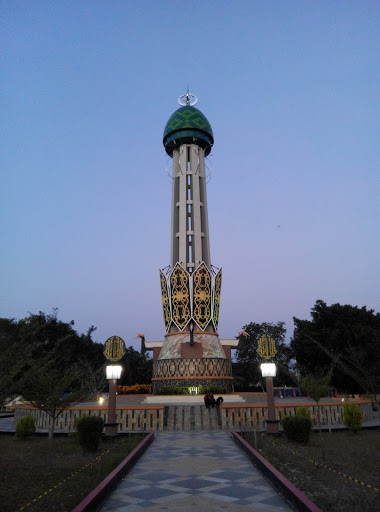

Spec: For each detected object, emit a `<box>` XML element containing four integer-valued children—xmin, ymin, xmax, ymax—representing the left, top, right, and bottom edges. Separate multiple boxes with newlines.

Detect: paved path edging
<box><xmin>232</xmin><ymin>431</ymin><xmax>323</xmax><ymax>512</ymax></box>
<box><xmin>71</xmin><ymin>432</ymin><xmax>154</xmax><ymax>512</ymax></box>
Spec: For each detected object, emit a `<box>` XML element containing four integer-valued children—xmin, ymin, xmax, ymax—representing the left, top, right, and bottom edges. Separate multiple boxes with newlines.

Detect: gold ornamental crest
<box><xmin>104</xmin><ymin>335</ymin><xmax>126</xmax><ymax>362</ymax></box>
<box><xmin>257</xmin><ymin>334</ymin><xmax>277</xmax><ymax>360</ymax></box>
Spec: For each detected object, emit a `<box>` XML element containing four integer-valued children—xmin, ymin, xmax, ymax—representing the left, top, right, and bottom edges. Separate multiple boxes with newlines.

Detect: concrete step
<box><xmin>143</xmin><ymin>394</ymin><xmax>245</xmax><ymax>406</ymax></box>
<box><xmin>163</xmin><ymin>405</ymin><xmax>223</xmax><ymax>431</ymax></box>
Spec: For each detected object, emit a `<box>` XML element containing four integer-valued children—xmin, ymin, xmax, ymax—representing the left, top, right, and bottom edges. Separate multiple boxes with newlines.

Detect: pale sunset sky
<box><xmin>1</xmin><ymin>1</ymin><xmax>379</xmax><ymax>349</ymax></box>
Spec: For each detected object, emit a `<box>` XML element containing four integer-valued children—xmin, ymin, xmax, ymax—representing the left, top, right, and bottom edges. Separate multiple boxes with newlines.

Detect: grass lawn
<box><xmin>0</xmin><ymin>433</ymin><xmax>145</xmax><ymax>512</ymax></box>
<box><xmin>1</xmin><ymin>428</ymin><xmax>378</xmax><ymax>512</ymax></box>
<box><xmin>243</xmin><ymin>428</ymin><xmax>380</xmax><ymax>512</ymax></box>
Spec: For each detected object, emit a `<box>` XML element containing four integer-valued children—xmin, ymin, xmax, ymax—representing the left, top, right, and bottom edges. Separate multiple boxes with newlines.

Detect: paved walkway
<box><xmin>100</xmin><ymin>431</ymin><xmax>292</xmax><ymax>512</ymax></box>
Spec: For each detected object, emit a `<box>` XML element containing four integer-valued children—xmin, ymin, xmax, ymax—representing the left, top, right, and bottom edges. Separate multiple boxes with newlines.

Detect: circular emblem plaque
<box><xmin>104</xmin><ymin>335</ymin><xmax>126</xmax><ymax>362</ymax></box>
<box><xmin>257</xmin><ymin>334</ymin><xmax>277</xmax><ymax>360</ymax></box>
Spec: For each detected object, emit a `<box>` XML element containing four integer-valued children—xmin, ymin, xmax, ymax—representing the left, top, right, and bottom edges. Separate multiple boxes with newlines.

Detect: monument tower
<box><xmin>145</xmin><ymin>92</ymin><xmax>237</xmax><ymax>393</ymax></box>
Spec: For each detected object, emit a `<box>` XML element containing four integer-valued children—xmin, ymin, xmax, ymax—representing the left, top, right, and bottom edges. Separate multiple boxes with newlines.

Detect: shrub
<box><xmin>282</xmin><ymin>415</ymin><xmax>312</xmax><ymax>444</ymax></box>
<box><xmin>198</xmin><ymin>385</ymin><xmax>227</xmax><ymax>395</ymax></box>
<box><xmin>343</xmin><ymin>403</ymin><xmax>362</xmax><ymax>433</ymax></box>
<box><xmin>76</xmin><ymin>416</ymin><xmax>104</xmax><ymax>452</ymax></box>
<box><xmin>296</xmin><ymin>407</ymin><xmax>311</xmax><ymax>420</ymax></box>
<box><xmin>116</xmin><ymin>384</ymin><xmax>152</xmax><ymax>395</ymax></box>
<box><xmin>156</xmin><ymin>386</ymin><xmax>191</xmax><ymax>395</ymax></box>
<box><xmin>16</xmin><ymin>415</ymin><xmax>36</xmax><ymax>439</ymax></box>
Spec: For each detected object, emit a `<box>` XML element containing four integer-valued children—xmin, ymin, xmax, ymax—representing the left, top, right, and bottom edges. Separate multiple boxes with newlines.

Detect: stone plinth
<box><xmin>152</xmin><ymin>331</ymin><xmax>234</xmax><ymax>393</ymax></box>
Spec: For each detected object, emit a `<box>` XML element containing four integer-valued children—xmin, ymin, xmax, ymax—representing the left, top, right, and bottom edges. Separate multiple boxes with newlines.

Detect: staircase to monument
<box><xmin>163</xmin><ymin>405</ymin><xmax>223</xmax><ymax>431</ymax></box>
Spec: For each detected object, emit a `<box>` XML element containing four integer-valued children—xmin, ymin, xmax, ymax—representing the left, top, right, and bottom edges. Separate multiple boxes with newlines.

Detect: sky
<box><xmin>1</xmin><ymin>1</ymin><xmax>379</xmax><ymax>351</ymax></box>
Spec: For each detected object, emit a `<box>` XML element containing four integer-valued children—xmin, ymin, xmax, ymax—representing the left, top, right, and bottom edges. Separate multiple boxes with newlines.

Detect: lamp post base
<box><xmin>104</xmin><ymin>422</ymin><xmax>119</xmax><ymax>437</ymax></box>
<box><xmin>265</xmin><ymin>419</ymin><xmax>280</xmax><ymax>434</ymax></box>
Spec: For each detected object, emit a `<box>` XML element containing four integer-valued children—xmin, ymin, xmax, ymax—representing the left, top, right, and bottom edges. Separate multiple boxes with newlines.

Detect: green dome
<box><xmin>163</xmin><ymin>105</ymin><xmax>214</xmax><ymax>157</ymax></box>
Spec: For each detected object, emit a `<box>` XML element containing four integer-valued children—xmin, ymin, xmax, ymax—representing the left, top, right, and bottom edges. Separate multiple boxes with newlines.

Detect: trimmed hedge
<box><xmin>296</xmin><ymin>407</ymin><xmax>311</xmax><ymax>420</ymax></box>
<box><xmin>16</xmin><ymin>415</ymin><xmax>36</xmax><ymax>439</ymax></box>
<box><xmin>116</xmin><ymin>384</ymin><xmax>152</xmax><ymax>395</ymax></box>
<box><xmin>282</xmin><ymin>415</ymin><xmax>312</xmax><ymax>444</ymax></box>
<box><xmin>76</xmin><ymin>416</ymin><xmax>104</xmax><ymax>452</ymax></box>
<box><xmin>156</xmin><ymin>386</ymin><xmax>191</xmax><ymax>395</ymax></box>
<box><xmin>198</xmin><ymin>385</ymin><xmax>227</xmax><ymax>395</ymax></box>
<box><xmin>343</xmin><ymin>403</ymin><xmax>362</xmax><ymax>433</ymax></box>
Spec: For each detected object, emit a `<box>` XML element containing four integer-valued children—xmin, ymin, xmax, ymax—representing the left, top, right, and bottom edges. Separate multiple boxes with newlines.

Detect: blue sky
<box><xmin>1</xmin><ymin>1</ymin><xmax>379</xmax><ymax>350</ymax></box>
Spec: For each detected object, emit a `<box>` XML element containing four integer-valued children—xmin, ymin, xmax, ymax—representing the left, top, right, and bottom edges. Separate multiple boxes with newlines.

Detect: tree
<box><xmin>291</xmin><ymin>300</ymin><xmax>380</xmax><ymax>396</ymax></box>
<box><xmin>118</xmin><ymin>346</ymin><xmax>152</xmax><ymax>386</ymax></box>
<box><xmin>0</xmin><ymin>318</ymin><xmax>20</xmax><ymax>408</ymax></box>
<box><xmin>301</xmin><ymin>370</ymin><xmax>332</xmax><ymax>434</ymax></box>
<box><xmin>0</xmin><ymin>310</ymin><xmax>106</xmax><ymax>436</ymax></box>
<box><xmin>235</xmin><ymin>322</ymin><xmax>293</xmax><ymax>390</ymax></box>
<box><xmin>18</xmin><ymin>359</ymin><xmax>84</xmax><ymax>440</ymax></box>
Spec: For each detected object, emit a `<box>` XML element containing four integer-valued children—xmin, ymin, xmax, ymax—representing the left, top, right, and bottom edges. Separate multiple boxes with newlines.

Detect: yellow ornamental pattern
<box><xmin>193</xmin><ymin>262</ymin><xmax>212</xmax><ymax>330</ymax></box>
<box><xmin>257</xmin><ymin>334</ymin><xmax>277</xmax><ymax>359</ymax></box>
<box><xmin>212</xmin><ymin>268</ymin><xmax>222</xmax><ymax>331</ymax></box>
<box><xmin>103</xmin><ymin>336</ymin><xmax>126</xmax><ymax>362</ymax></box>
<box><xmin>170</xmin><ymin>263</ymin><xmax>191</xmax><ymax>330</ymax></box>
<box><xmin>160</xmin><ymin>270</ymin><xmax>171</xmax><ymax>331</ymax></box>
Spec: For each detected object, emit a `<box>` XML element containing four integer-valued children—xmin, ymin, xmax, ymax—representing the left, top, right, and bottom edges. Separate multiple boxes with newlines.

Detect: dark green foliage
<box><xmin>282</xmin><ymin>415</ymin><xmax>312</xmax><ymax>444</ymax></box>
<box><xmin>343</xmin><ymin>403</ymin><xmax>363</xmax><ymax>433</ymax></box>
<box><xmin>296</xmin><ymin>407</ymin><xmax>311</xmax><ymax>420</ymax></box>
<box><xmin>16</xmin><ymin>415</ymin><xmax>36</xmax><ymax>439</ymax></box>
<box><xmin>301</xmin><ymin>371</ymin><xmax>331</xmax><ymax>403</ymax></box>
<box><xmin>76</xmin><ymin>416</ymin><xmax>104</xmax><ymax>452</ymax></box>
<box><xmin>0</xmin><ymin>310</ymin><xmax>107</xmax><ymax>438</ymax></box>
<box><xmin>0</xmin><ymin>310</ymin><xmax>105</xmax><ymax>398</ymax></box>
<box><xmin>198</xmin><ymin>385</ymin><xmax>227</xmax><ymax>394</ymax></box>
<box><xmin>0</xmin><ymin>318</ymin><xmax>20</xmax><ymax>406</ymax></box>
<box><xmin>291</xmin><ymin>300</ymin><xmax>380</xmax><ymax>394</ymax></box>
<box><xmin>156</xmin><ymin>386</ymin><xmax>191</xmax><ymax>395</ymax></box>
<box><xmin>118</xmin><ymin>346</ymin><xmax>152</xmax><ymax>386</ymax></box>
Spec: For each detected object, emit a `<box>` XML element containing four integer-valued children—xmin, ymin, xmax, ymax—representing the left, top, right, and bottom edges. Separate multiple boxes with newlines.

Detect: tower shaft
<box><xmin>171</xmin><ymin>144</ymin><xmax>210</xmax><ymax>271</ymax></box>
<box><xmin>150</xmin><ymin>93</ymin><xmax>235</xmax><ymax>394</ymax></box>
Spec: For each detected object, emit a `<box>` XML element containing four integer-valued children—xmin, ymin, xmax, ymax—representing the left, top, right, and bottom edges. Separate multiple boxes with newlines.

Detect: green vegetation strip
<box><xmin>15</xmin><ymin>437</ymin><xmax>130</xmax><ymax>512</ymax></box>
<box><xmin>285</xmin><ymin>444</ymin><xmax>379</xmax><ymax>494</ymax></box>
<box><xmin>304</xmin><ymin>455</ymin><xmax>378</xmax><ymax>492</ymax></box>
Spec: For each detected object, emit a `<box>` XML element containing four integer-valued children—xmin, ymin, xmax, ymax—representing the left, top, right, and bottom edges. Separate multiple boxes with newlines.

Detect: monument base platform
<box><xmin>152</xmin><ymin>356</ymin><xmax>234</xmax><ymax>393</ymax></box>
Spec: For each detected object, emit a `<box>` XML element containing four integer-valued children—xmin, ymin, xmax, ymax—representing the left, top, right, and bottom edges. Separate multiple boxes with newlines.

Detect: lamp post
<box><xmin>103</xmin><ymin>335</ymin><xmax>126</xmax><ymax>438</ymax></box>
<box><xmin>261</xmin><ymin>362</ymin><xmax>280</xmax><ymax>434</ymax></box>
<box><xmin>105</xmin><ymin>364</ymin><xmax>122</xmax><ymax>437</ymax></box>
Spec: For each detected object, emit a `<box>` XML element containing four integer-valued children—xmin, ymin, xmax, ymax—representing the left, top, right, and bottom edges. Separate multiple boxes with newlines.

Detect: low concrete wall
<box><xmin>14</xmin><ymin>405</ymin><xmax>165</xmax><ymax>433</ymax></box>
<box><xmin>221</xmin><ymin>400</ymin><xmax>372</xmax><ymax>431</ymax></box>
<box><xmin>14</xmin><ymin>399</ymin><xmax>372</xmax><ymax>432</ymax></box>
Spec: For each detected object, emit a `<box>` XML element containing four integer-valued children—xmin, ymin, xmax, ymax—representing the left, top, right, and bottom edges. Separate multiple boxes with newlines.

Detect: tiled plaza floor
<box><xmin>100</xmin><ymin>431</ymin><xmax>292</xmax><ymax>512</ymax></box>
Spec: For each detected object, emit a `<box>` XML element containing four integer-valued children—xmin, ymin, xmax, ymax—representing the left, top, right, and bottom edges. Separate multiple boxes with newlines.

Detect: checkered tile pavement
<box><xmin>100</xmin><ymin>431</ymin><xmax>292</xmax><ymax>511</ymax></box>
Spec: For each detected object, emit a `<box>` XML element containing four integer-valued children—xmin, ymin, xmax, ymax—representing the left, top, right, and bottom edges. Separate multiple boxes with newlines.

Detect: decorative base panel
<box><xmin>152</xmin><ymin>356</ymin><xmax>233</xmax><ymax>393</ymax></box>
<box><xmin>154</xmin><ymin>357</ymin><xmax>232</xmax><ymax>378</ymax></box>
<box><xmin>152</xmin><ymin>377</ymin><xmax>234</xmax><ymax>394</ymax></box>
